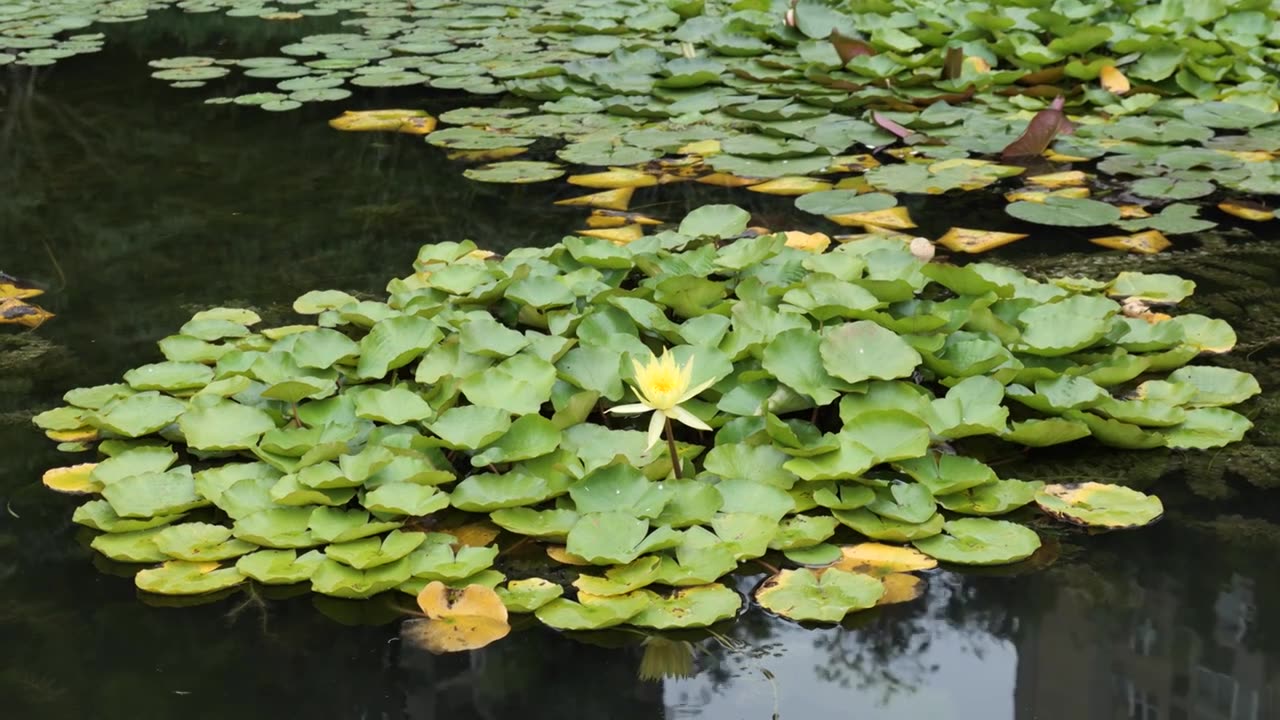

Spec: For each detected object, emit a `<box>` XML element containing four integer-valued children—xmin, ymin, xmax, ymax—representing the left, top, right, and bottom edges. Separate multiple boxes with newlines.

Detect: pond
<box><xmin>4</xmin><ymin>9</ymin><xmax>1280</xmax><ymax>720</ymax></box>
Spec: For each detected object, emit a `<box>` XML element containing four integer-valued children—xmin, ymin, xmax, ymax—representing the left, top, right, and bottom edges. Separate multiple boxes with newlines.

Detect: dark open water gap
<box><xmin>3</xmin><ymin>11</ymin><xmax>1280</xmax><ymax>720</ymax></box>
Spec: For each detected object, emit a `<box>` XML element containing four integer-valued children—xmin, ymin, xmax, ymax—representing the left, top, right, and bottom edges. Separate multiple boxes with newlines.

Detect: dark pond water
<box><xmin>3</xmin><ymin>12</ymin><xmax>1280</xmax><ymax>720</ymax></box>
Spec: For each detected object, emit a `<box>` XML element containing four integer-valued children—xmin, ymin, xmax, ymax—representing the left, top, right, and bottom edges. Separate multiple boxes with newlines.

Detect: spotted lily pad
<box><xmin>755</xmin><ymin>568</ymin><xmax>885</xmax><ymax>622</ymax></box>
<box><xmin>1035</xmin><ymin>482</ymin><xmax>1163</xmax><ymax>530</ymax></box>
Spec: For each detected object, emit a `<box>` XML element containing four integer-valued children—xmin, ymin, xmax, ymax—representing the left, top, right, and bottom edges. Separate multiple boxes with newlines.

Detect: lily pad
<box><xmin>1035</xmin><ymin>483</ymin><xmax>1163</xmax><ymax>530</ymax></box>
<box><xmin>912</xmin><ymin>519</ymin><xmax>1041</xmax><ymax>565</ymax></box>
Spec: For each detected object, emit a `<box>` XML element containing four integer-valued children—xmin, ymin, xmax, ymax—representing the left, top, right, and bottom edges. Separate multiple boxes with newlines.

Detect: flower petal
<box><xmin>678</xmin><ymin>377</ymin><xmax>717</xmax><ymax>404</ymax></box>
<box><xmin>607</xmin><ymin>403</ymin><xmax>654</xmax><ymax>415</ymax></box>
<box><xmin>646</xmin><ymin>411</ymin><xmax>666</xmax><ymax>451</ymax></box>
<box><xmin>667</xmin><ymin>405</ymin><xmax>712</xmax><ymax>432</ymax></box>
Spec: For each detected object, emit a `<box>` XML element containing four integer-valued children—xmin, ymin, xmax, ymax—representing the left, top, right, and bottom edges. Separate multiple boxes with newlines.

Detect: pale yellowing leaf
<box><xmin>783</xmin><ymin>231</ymin><xmax>832</xmax><ymax>253</ymax></box>
<box><xmin>936</xmin><ymin>227</ymin><xmax>1028</xmax><ymax>253</ymax></box>
<box><xmin>1043</xmin><ymin>150</ymin><xmax>1091</xmax><ymax>163</ymax></box>
<box><xmin>1117</xmin><ymin>205</ymin><xmax>1152</xmax><ymax>219</ymax></box>
<box><xmin>546</xmin><ymin>545</ymin><xmax>591</xmax><ymax>566</ymax></box>
<box><xmin>586</xmin><ymin>210</ymin><xmax>664</xmax><ymax>228</ymax></box>
<box><xmin>46</xmin><ymin>428</ymin><xmax>100</xmax><ymax>442</ymax></box>
<box><xmin>827</xmin><ymin>206</ymin><xmax>916</xmax><ymax>230</ymax></box>
<box><xmin>441</xmin><ymin>522</ymin><xmax>501</xmax><ymax>548</ymax></box>
<box><xmin>576</xmin><ymin>224</ymin><xmax>644</xmax><ymax>245</ymax></box>
<box><xmin>1217</xmin><ymin>201</ymin><xmax>1274</xmax><ymax>222</ymax></box>
<box><xmin>401</xmin><ymin>615</ymin><xmax>510</xmax><ymax>654</ymax></box>
<box><xmin>417</xmin><ymin>581</ymin><xmax>509</xmax><ymax>621</ymax></box>
<box><xmin>42</xmin><ymin>463</ymin><xmax>101</xmax><ymax>494</ymax></box>
<box><xmin>676</xmin><ymin>139</ymin><xmax>720</xmax><ymax>156</ymax></box>
<box><xmin>1026</xmin><ymin>171</ymin><xmax>1088</xmax><ymax>188</ymax></box>
<box><xmin>1099</xmin><ymin>65</ymin><xmax>1130</xmax><ymax>94</ymax></box>
<box><xmin>746</xmin><ymin>176</ymin><xmax>834</xmax><ymax>196</ymax></box>
<box><xmin>876</xmin><ymin>572</ymin><xmax>925</xmax><ymax>606</ymax></box>
<box><xmin>1089</xmin><ymin>230</ymin><xmax>1171</xmax><ymax>254</ymax></box>
<box><xmin>328</xmin><ymin>109</ymin><xmax>436</xmax><ymax>135</ymax></box>
<box><xmin>834</xmin><ymin>543</ymin><xmax>937</xmax><ymax>576</ymax></box>
<box><xmin>567</xmin><ymin>168</ymin><xmax>658</xmax><ymax>189</ymax></box>
<box><xmin>554</xmin><ymin>187</ymin><xmax>636</xmax><ymax>211</ymax></box>
<box><xmin>695</xmin><ymin>172</ymin><xmax>763</xmax><ymax>188</ymax></box>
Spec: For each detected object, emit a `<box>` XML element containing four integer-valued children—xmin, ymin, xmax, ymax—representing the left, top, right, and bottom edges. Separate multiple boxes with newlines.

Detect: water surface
<box><xmin>3</xmin><ymin>15</ymin><xmax>1280</xmax><ymax>720</ymax></box>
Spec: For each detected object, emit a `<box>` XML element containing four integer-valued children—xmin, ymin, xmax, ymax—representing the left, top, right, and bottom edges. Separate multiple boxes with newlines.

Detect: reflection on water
<box><xmin>3</xmin><ymin>14</ymin><xmax>1280</xmax><ymax>720</ymax></box>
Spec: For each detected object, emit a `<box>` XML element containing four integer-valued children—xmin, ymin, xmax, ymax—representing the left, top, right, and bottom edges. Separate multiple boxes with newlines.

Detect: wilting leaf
<box><xmin>1001</xmin><ymin>96</ymin><xmax>1075</xmax><ymax>159</ymax></box>
<box><xmin>329</xmin><ymin>109</ymin><xmax>436</xmax><ymax>134</ymax></box>
<box><xmin>1035</xmin><ymin>483</ymin><xmax>1163</xmax><ymax>530</ymax></box>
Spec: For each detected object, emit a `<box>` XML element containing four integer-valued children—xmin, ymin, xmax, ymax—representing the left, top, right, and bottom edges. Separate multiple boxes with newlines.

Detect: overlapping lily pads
<box><xmin>34</xmin><ymin>204</ymin><xmax>1258</xmax><ymax>647</ymax></box>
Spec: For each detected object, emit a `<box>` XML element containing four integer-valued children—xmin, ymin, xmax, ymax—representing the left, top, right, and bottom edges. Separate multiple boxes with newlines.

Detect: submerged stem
<box><xmin>664</xmin><ymin>417</ymin><xmax>683</xmax><ymax>479</ymax></box>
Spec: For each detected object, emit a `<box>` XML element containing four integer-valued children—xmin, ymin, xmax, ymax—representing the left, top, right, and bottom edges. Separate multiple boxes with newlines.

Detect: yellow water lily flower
<box><xmin>608</xmin><ymin>349</ymin><xmax>714</xmax><ymax>449</ymax></box>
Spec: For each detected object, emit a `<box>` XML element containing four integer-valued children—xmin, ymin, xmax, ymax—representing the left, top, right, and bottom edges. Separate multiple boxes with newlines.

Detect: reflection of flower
<box><xmin>639</xmin><ymin>637</ymin><xmax>697</xmax><ymax>681</ymax></box>
<box><xmin>608</xmin><ymin>349</ymin><xmax>714</xmax><ymax>449</ymax></box>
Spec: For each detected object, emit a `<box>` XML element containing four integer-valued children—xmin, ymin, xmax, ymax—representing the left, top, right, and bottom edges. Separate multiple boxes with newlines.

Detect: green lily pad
<box><xmin>496</xmin><ymin>578</ymin><xmax>564</xmax><ymax>613</ymax></box>
<box><xmin>235</xmin><ymin>549</ymin><xmax>326</xmax><ymax>584</ymax></box>
<box><xmin>755</xmin><ymin>568</ymin><xmax>884</xmax><ymax>623</ymax></box>
<box><xmin>1006</xmin><ymin>197</ymin><xmax>1122</xmax><ymax>227</ymax></box>
<box><xmin>135</xmin><ymin>561</ymin><xmax>246</xmax><ymax>596</ymax></box>
<box><xmin>464</xmin><ymin>161</ymin><xmax>565</xmax><ymax>183</ymax></box>
<box><xmin>91</xmin><ymin>392</ymin><xmax>187</xmax><ymax>437</ymax></box>
<box><xmin>832</xmin><ymin>508</ymin><xmax>945</xmax><ymax>542</ymax></box>
<box><xmin>179</xmin><ymin>401</ymin><xmax>277</xmax><ymax>451</ymax></box>
<box><xmin>629</xmin><ymin>584</ymin><xmax>742</xmax><ymax>629</ymax></box>
<box><xmin>820</xmin><ymin>321</ymin><xmax>922</xmax><ymax>384</ymax></box>
<box><xmin>937</xmin><ymin>479</ymin><xmax>1043</xmax><ymax>516</ymax></box>
<box><xmin>912</xmin><ymin>518</ymin><xmax>1041</xmax><ymax>565</ymax></box>
<box><xmin>153</xmin><ymin>522</ymin><xmax>257</xmax><ymax>561</ymax></box>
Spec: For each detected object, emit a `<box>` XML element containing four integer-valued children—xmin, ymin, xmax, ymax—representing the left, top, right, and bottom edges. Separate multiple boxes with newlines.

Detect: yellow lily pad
<box><xmin>1116</xmin><ymin>204</ymin><xmax>1151</xmax><ymax>219</ymax></box>
<box><xmin>1217</xmin><ymin>201</ymin><xmax>1274</xmax><ymax>221</ymax></box>
<box><xmin>576</xmin><ymin>224</ymin><xmax>644</xmax><ymax>245</ymax></box>
<box><xmin>328</xmin><ymin>109</ymin><xmax>436</xmax><ymax>135</ymax></box>
<box><xmin>567</xmin><ymin>168</ymin><xmax>658</xmax><ymax>189</ymax></box>
<box><xmin>553</xmin><ymin>187</ymin><xmax>635</xmax><ymax>211</ymax></box>
<box><xmin>46</xmin><ymin>427</ymin><xmax>100</xmax><ymax>442</ymax></box>
<box><xmin>783</xmin><ymin>231</ymin><xmax>832</xmax><ymax>253</ymax></box>
<box><xmin>875</xmin><ymin>572</ymin><xmax>925</xmax><ymax>606</ymax></box>
<box><xmin>0</xmin><ymin>274</ymin><xmax>43</xmax><ymax>299</ymax></box>
<box><xmin>694</xmin><ymin>172</ymin><xmax>763</xmax><ymax>188</ymax></box>
<box><xmin>42</xmin><ymin>463</ymin><xmax>101</xmax><ymax>494</ymax></box>
<box><xmin>1035</xmin><ymin>482</ymin><xmax>1164</xmax><ymax>530</ymax></box>
<box><xmin>936</xmin><ymin>227</ymin><xmax>1028</xmax><ymax>253</ymax></box>
<box><xmin>417</xmin><ymin>580</ymin><xmax>509</xmax><ymax>621</ymax></box>
<box><xmin>746</xmin><ymin>176</ymin><xmax>834</xmax><ymax>196</ymax></box>
<box><xmin>401</xmin><ymin>614</ymin><xmax>510</xmax><ymax>654</ymax></box>
<box><xmin>1089</xmin><ymin>230</ymin><xmax>1171</xmax><ymax>254</ymax></box>
<box><xmin>546</xmin><ymin>545</ymin><xmax>591</xmax><ymax>566</ymax></box>
<box><xmin>1026</xmin><ymin>170</ymin><xmax>1088</xmax><ymax>188</ymax></box>
<box><xmin>1043</xmin><ymin>150</ymin><xmax>1091</xmax><ymax>163</ymax></box>
<box><xmin>1099</xmin><ymin>65</ymin><xmax>1130</xmax><ymax>94</ymax></box>
<box><xmin>0</xmin><ymin>298</ymin><xmax>54</xmax><ymax>328</ymax></box>
<box><xmin>833</xmin><ymin>543</ymin><xmax>937</xmax><ymax>576</ymax></box>
<box><xmin>441</xmin><ymin>522</ymin><xmax>501</xmax><ymax>548</ymax></box>
<box><xmin>827</xmin><ymin>206</ymin><xmax>916</xmax><ymax>230</ymax></box>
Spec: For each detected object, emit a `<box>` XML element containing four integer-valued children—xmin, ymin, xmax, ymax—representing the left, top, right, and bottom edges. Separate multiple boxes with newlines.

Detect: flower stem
<box><xmin>664</xmin><ymin>417</ymin><xmax>683</xmax><ymax>479</ymax></box>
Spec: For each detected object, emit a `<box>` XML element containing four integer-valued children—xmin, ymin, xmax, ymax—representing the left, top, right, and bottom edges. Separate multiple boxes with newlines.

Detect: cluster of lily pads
<box><xmin>8</xmin><ymin>0</ymin><xmax>1277</xmax><ymax>241</ymax></box>
<box><xmin>34</xmin><ymin>204</ymin><xmax>1260</xmax><ymax>643</ymax></box>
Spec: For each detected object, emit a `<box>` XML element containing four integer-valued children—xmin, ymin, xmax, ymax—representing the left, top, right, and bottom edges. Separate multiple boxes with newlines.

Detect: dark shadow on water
<box><xmin>3</xmin><ymin>12</ymin><xmax>1280</xmax><ymax>720</ymax></box>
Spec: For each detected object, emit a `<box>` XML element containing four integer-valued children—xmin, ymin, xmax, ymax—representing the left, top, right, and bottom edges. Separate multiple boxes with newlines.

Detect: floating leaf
<box><xmin>1035</xmin><ymin>483</ymin><xmax>1163</xmax><ymax>530</ymax></box>
<box><xmin>755</xmin><ymin>568</ymin><xmax>884</xmax><ymax>623</ymax></box>
<box><xmin>912</xmin><ymin>519</ymin><xmax>1041</xmax><ymax>565</ymax></box>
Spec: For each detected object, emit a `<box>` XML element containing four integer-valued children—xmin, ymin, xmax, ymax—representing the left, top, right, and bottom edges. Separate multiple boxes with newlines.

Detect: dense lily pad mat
<box><xmin>8</xmin><ymin>0</ymin><xmax>1280</xmax><ymax>242</ymax></box>
<box><xmin>33</xmin><ymin>204</ymin><xmax>1259</xmax><ymax>642</ymax></box>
